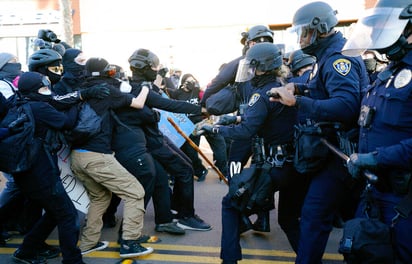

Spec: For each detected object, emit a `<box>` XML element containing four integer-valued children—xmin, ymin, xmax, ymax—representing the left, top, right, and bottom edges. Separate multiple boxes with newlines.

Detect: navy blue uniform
<box><xmin>293</xmin><ymin>32</ymin><xmax>368</xmax><ymax>264</ymax></box>
<box><xmin>216</xmin><ymin>78</ymin><xmax>307</xmax><ymax>261</ymax></box>
<box><xmin>357</xmin><ymin>51</ymin><xmax>412</xmax><ymax>263</ymax></box>
<box><xmin>200</xmin><ymin>56</ymin><xmax>243</xmax><ymax>106</ymax></box>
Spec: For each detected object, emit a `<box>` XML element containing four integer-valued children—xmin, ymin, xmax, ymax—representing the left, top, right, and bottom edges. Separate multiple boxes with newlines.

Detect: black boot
<box><xmin>239</xmin><ymin>214</ymin><xmax>253</xmax><ymax>234</ymax></box>
<box><xmin>252</xmin><ymin>211</ymin><xmax>270</xmax><ymax>232</ymax></box>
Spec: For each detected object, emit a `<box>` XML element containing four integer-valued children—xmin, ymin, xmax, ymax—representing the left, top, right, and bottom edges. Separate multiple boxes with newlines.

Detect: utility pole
<box><xmin>59</xmin><ymin>0</ymin><xmax>74</xmax><ymax>47</ymax></box>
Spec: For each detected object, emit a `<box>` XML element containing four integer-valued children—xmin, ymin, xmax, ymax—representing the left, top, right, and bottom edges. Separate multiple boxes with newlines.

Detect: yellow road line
<box><xmin>0</xmin><ymin>239</ymin><xmax>343</xmax><ymax>262</ymax></box>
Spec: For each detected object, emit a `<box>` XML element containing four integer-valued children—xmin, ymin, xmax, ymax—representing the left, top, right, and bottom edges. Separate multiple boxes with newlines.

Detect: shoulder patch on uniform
<box><xmin>394</xmin><ymin>69</ymin><xmax>412</xmax><ymax>89</ymax></box>
<box><xmin>248</xmin><ymin>93</ymin><xmax>260</xmax><ymax>107</ymax></box>
<box><xmin>332</xmin><ymin>58</ymin><xmax>351</xmax><ymax>76</ymax></box>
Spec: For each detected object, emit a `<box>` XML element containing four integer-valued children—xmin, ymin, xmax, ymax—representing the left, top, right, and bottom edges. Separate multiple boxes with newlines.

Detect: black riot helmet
<box><xmin>342</xmin><ymin>0</ymin><xmax>412</xmax><ymax>61</ymax></box>
<box><xmin>289</xmin><ymin>1</ymin><xmax>338</xmax><ymax>52</ymax></box>
<box><xmin>236</xmin><ymin>43</ymin><xmax>283</xmax><ymax>82</ymax></box>
<box><xmin>242</xmin><ymin>25</ymin><xmax>274</xmax><ymax>45</ymax></box>
<box><xmin>128</xmin><ymin>48</ymin><xmax>160</xmax><ymax>70</ymax></box>
<box><xmin>288</xmin><ymin>49</ymin><xmax>316</xmax><ymax>75</ymax></box>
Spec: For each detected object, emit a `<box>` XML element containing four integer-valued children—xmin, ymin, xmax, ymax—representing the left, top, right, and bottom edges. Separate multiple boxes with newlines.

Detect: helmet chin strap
<box><xmin>378</xmin><ymin>35</ymin><xmax>412</xmax><ymax>61</ymax></box>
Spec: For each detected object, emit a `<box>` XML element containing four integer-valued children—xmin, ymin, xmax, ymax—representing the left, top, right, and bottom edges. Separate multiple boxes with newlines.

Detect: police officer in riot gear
<box><xmin>201</xmin><ymin>42</ymin><xmax>308</xmax><ymax>263</ymax></box>
<box><xmin>200</xmin><ymin>25</ymin><xmax>275</xmax><ymax>231</ymax></box>
<box><xmin>343</xmin><ymin>0</ymin><xmax>412</xmax><ymax>262</ymax></box>
<box><xmin>287</xmin><ymin>49</ymin><xmax>316</xmax><ymax>81</ymax></box>
<box><xmin>268</xmin><ymin>2</ymin><xmax>368</xmax><ymax>263</ymax></box>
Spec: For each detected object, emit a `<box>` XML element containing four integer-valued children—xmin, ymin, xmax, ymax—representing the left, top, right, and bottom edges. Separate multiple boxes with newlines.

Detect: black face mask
<box><xmin>47</xmin><ymin>71</ymin><xmax>62</xmax><ymax>85</ymax></box>
<box><xmin>185</xmin><ymin>81</ymin><xmax>199</xmax><ymax>91</ymax></box>
<box><xmin>0</xmin><ymin>63</ymin><xmax>22</xmax><ymax>81</ymax></box>
<box><xmin>377</xmin><ymin>35</ymin><xmax>412</xmax><ymax>61</ymax></box>
<box><xmin>251</xmin><ymin>73</ymin><xmax>277</xmax><ymax>87</ymax></box>
<box><xmin>24</xmin><ymin>92</ymin><xmax>53</xmax><ymax>103</ymax></box>
<box><xmin>143</xmin><ymin>68</ymin><xmax>157</xmax><ymax>82</ymax></box>
<box><xmin>363</xmin><ymin>58</ymin><xmax>377</xmax><ymax>73</ymax></box>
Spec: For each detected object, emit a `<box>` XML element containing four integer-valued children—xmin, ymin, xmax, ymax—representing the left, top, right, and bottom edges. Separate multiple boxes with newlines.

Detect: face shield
<box><xmin>288</xmin><ymin>24</ymin><xmax>318</xmax><ymax>50</ymax></box>
<box><xmin>342</xmin><ymin>7</ymin><xmax>408</xmax><ymax>57</ymax></box>
<box><xmin>235</xmin><ymin>58</ymin><xmax>256</xmax><ymax>83</ymax></box>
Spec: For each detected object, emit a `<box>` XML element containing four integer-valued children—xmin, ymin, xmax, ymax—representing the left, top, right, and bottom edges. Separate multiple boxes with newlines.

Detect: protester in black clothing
<box><xmin>166</xmin><ymin>73</ymin><xmax>209</xmax><ymax>181</ymax></box>
<box><xmin>53</xmin><ymin>48</ymin><xmax>87</xmax><ymax>95</ymax></box>
<box><xmin>127</xmin><ymin>48</ymin><xmax>212</xmax><ymax>231</ymax></box>
<box><xmin>70</xmin><ymin>57</ymin><xmax>153</xmax><ymax>258</ymax></box>
<box><xmin>10</xmin><ymin>71</ymin><xmax>85</xmax><ymax>264</ymax></box>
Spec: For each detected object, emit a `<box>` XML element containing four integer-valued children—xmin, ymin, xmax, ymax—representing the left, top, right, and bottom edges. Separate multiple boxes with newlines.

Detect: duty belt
<box><xmin>267</xmin><ymin>143</ymin><xmax>294</xmax><ymax>168</ymax></box>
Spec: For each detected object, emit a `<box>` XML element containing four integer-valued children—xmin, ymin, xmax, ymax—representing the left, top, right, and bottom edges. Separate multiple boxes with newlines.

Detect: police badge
<box><xmin>248</xmin><ymin>93</ymin><xmax>261</xmax><ymax>107</ymax></box>
<box><xmin>333</xmin><ymin>58</ymin><xmax>351</xmax><ymax>76</ymax></box>
<box><xmin>394</xmin><ymin>69</ymin><xmax>412</xmax><ymax>89</ymax></box>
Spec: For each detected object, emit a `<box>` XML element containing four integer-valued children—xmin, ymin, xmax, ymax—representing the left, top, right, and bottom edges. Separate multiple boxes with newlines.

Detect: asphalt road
<box><xmin>0</xmin><ymin>139</ymin><xmax>345</xmax><ymax>264</ymax></box>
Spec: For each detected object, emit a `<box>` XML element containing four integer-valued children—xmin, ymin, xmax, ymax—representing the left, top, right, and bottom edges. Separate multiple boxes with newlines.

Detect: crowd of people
<box><xmin>1</xmin><ymin>0</ymin><xmax>412</xmax><ymax>263</ymax></box>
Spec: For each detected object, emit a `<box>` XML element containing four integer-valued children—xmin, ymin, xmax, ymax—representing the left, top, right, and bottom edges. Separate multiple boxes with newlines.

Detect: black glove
<box><xmin>199</xmin><ymin>124</ymin><xmax>219</xmax><ymax>134</ymax></box>
<box><xmin>80</xmin><ymin>83</ymin><xmax>110</xmax><ymax>100</ymax></box>
<box><xmin>347</xmin><ymin>152</ymin><xmax>378</xmax><ymax>179</ymax></box>
<box><xmin>217</xmin><ymin>115</ymin><xmax>237</xmax><ymax>125</ymax></box>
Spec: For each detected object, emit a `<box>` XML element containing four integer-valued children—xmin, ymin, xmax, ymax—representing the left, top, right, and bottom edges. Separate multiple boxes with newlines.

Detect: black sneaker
<box><xmin>155</xmin><ymin>222</ymin><xmax>185</xmax><ymax>235</ymax></box>
<box><xmin>119</xmin><ymin>240</ymin><xmax>153</xmax><ymax>258</ymax></box>
<box><xmin>12</xmin><ymin>249</ymin><xmax>47</xmax><ymax>264</ymax></box>
<box><xmin>177</xmin><ymin>215</ymin><xmax>212</xmax><ymax>231</ymax></box>
<box><xmin>38</xmin><ymin>243</ymin><xmax>61</xmax><ymax>259</ymax></box>
<box><xmin>196</xmin><ymin>169</ymin><xmax>208</xmax><ymax>182</ymax></box>
<box><xmin>81</xmin><ymin>241</ymin><xmax>109</xmax><ymax>255</ymax></box>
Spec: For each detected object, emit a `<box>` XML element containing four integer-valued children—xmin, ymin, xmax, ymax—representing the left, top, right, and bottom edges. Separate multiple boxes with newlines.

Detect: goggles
<box><xmin>48</xmin><ymin>65</ymin><xmax>63</xmax><ymax>75</ymax></box>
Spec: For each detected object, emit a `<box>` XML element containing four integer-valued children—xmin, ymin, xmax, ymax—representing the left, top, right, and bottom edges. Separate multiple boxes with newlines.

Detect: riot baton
<box><xmin>167</xmin><ymin>117</ymin><xmax>229</xmax><ymax>185</ymax></box>
<box><xmin>320</xmin><ymin>138</ymin><xmax>378</xmax><ymax>183</ymax></box>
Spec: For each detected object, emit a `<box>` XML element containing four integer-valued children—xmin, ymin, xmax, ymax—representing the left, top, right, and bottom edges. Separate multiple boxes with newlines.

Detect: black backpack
<box><xmin>339</xmin><ymin>184</ymin><xmax>394</xmax><ymax>263</ymax></box>
<box><xmin>0</xmin><ymin>100</ymin><xmax>41</xmax><ymax>174</ymax></box>
<box><xmin>64</xmin><ymin>102</ymin><xmax>102</xmax><ymax>145</ymax></box>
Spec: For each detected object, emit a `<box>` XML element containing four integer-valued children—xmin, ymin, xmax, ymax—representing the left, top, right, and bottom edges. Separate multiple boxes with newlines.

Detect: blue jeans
<box><xmin>14</xmin><ymin>148</ymin><xmax>83</xmax><ymax>264</ymax></box>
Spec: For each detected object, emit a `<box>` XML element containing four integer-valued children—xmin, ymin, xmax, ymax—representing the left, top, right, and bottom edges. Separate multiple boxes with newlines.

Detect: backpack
<box><xmin>338</xmin><ymin>184</ymin><xmax>394</xmax><ymax>263</ymax></box>
<box><xmin>64</xmin><ymin>102</ymin><xmax>102</xmax><ymax>145</ymax></box>
<box><xmin>205</xmin><ymin>84</ymin><xmax>241</xmax><ymax>115</ymax></box>
<box><xmin>228</xmin><ymin>162</ymin><xmax>275</xmax><ymax>214</ymax></box>
<box><xmin>0</xmin><ymin>100</ymin><xmax>41</xmax><ymax>174</ymax></box>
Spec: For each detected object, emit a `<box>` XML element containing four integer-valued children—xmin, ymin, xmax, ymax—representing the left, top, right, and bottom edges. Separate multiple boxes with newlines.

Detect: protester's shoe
<box><xmin>196</xmin><ymin>169</ymin><xmax>208</xmax><ymax>182</ymax></box>
<box><xmin>12</xmin><ymin>249</ymin><xmax>47</xmax><ymax>264</ymax></box>
<box><xmin>222</xmin><ymin>261</ymin><xmax>238</xmax><ymax>264</ymax></box>
<box><xmin>177</xmin><ymin>215</ymin><xmax>212</xmax><ymax>231</ymax></box>
<box><xmin>239</xmin><ymin>214</ymin><xmax>253</xmax><ymax>234</ymax></box>
<box><xmin>118</xmin><ymin>234</ymin><xmax>161</xmax><ymax>245</ymax></box>
<box><xmin>103</xmin><ymin>213</ymin><xmax>117</xmax><ymax>228</ymax></box>
<box><xmin>155</xmin><ymin>222</ymin><xmax>185</xmax><ymax>235</ymax></box>
<box><xmin>81</xmin><ymin>241</ymin><xmax>109</xmax><ymax>255</ymax></box>
<box><xmin>252</xmin><ymin>211</ymin><xmax>270</xmax><ymax>232</ymax></box>
<box><xmin>0</xmin><ymin>231</ymin><xmax>11</xmax><ymax>246</ymax></box>
<box><xmin>38</xmin><ymin>243</ymin><xmax>61</xmax><ymax>259</ymax></box>
<box><xmin>119</xmin><ymin>239</ymin><xmax>153</xmax><ymax>258</ymax></box>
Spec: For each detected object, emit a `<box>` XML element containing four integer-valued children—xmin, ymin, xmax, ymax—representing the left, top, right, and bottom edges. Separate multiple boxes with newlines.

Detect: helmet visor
<box><xmin>342</xmin><ymin>7</ymin><xmax>408</xmax><ymax>57</ymax></box>
<box><xmin>287</xmin><ymin>24</ymin><xmax>317</xmax><ymax>49</ymax></box>
<box><xmin>235</xmin><ymin>58</ymin><xmax>256</xmax><ymax>83</ymax></box>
